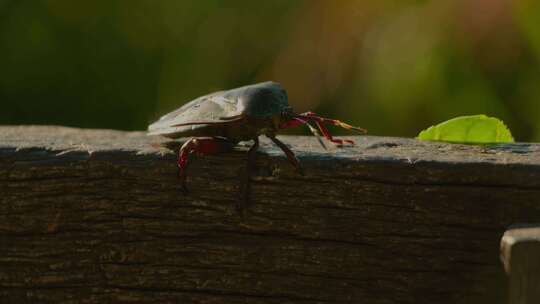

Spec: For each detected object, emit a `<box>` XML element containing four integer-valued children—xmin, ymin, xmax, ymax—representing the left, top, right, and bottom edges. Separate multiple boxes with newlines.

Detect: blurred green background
<box><xmin>1</xmin><ymin>0</ymin><xmax>539</xmax><ymax>141</ymax></box>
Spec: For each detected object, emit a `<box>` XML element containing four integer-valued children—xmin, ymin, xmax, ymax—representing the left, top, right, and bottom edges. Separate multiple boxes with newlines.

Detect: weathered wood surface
<box><xmin>501</xmin><ymin>225</ymin><xmax>540</xmax><ymax>304</ymax></box>
<box><xmin>1</xmin><ymin>125</ymin><xmax>540</xmax><ymax>304</ymax></box>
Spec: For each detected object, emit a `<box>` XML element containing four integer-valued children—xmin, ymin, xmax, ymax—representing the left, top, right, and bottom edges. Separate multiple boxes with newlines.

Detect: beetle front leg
<box><xmin>178</xmin><ymin>137</ymin><xmax>234</xmax><ymax>194</ymax></box>
<box><xmin>267</xmin><ymin>135</ymin><xmax>304</xmax><ymax>175</ymax></box>
<box><xmin>312</xmin><ymin>119</ymin><xmax>354</xmax><ymax>146</ymax></box>
<box><xmin>281</xmin><ymin>112</ymin><xmax>366</xmax><ymax>146</ymax></box>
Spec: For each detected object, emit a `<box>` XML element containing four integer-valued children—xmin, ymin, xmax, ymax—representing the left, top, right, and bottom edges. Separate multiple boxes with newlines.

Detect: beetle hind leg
<box><xmin>177</xmin><ymin>137</ymin><xmax>235</xmax><ymax>194</ymax></box>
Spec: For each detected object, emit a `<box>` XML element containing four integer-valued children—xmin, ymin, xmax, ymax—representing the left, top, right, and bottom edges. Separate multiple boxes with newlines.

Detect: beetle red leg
<box><xmin>282</xmin><ymin>112</ymin><xmax>366</xmax><ymax>146</ymax></box>
<box><xmin>268</xmin><ymin>135</ymin><xmax>304</xmax><ymax>175</ymax></box>
<box><xmin>178</xmin><ymin>137</ymin><xmax>234</xmax><ymax>193</ymax></box>
<box><xmin>279</xmin><ymin>117</ymin><xmax>306</xmax><ymax>129</ymax></box>
<box><xmin>313</xmin><ymin>120</ymin><xmax>354</xmax><ymax>146</ymax></box>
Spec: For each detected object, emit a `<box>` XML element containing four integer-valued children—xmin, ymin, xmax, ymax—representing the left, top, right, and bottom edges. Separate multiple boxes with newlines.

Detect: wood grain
<box><xmin>1</xmin><ymin>125</ymin><xmax>540</xmax><ymax>303</ymax></box>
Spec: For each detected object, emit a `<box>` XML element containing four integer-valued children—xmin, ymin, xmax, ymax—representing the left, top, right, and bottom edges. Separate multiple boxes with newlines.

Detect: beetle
<box><xmin>148</xmin><ymin>81</ymin><xmax>365</xmax><ymax>207</ymax></box>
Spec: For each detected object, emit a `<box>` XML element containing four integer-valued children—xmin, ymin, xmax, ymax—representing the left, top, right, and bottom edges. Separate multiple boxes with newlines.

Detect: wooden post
<box><xmin>2</xmin><ymin>125</ymin><xmax>540</xmax><ymax>303</ymax></box>
<box><xmin>501</xmin><ymin>225</ymin><xmax>540</xmax><ymax>304</ymax></box>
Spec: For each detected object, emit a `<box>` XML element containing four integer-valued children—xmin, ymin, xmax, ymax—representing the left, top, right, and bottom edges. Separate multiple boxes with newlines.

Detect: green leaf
<box><xmin>418</xmin><ymin>115</ymin><xmax>515</xmax><ymax>144</ymax></box>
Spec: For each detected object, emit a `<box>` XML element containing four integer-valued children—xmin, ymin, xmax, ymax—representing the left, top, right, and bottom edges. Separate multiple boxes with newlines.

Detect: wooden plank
<box><xmin>501</xmin><ymin>225</ymin><xmax>540</xmax><ymax>304</ymax></box>
<box><xmin>1</xmin><ymin>125</ymin><xmax>540</xmax><ymax>303</ymax></box>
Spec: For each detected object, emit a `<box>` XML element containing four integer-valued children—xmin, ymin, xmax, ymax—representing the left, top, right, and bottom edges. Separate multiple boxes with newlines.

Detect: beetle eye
<box><xmin>280</xmin><ymin>109</ymin><xmax>293</xmax><ymax>120</ymax></box>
